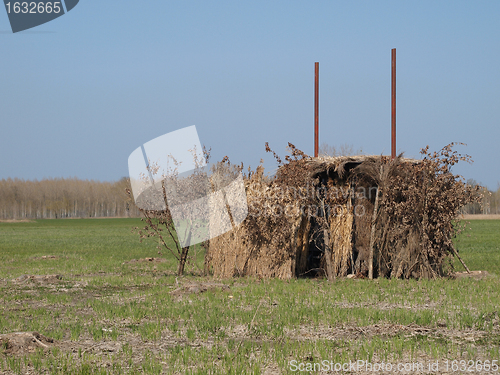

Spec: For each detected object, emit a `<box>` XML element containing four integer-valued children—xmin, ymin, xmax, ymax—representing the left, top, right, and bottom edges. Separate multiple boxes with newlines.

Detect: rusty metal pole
<box><xmin>391</xmin><ymin>48</ymin><xmax>396</xmax><ymax>159</ymax></box>
<box><xmin>314</xmin><ymin>62</ymin><xmax>319</xmax><ymax>157</ymax></box>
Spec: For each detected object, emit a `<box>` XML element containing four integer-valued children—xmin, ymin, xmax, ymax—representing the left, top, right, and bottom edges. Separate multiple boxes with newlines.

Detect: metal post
<box><xmin>314</xmin><ymin>62</ymin><xmax>319</xmax><ymax>158</ymax></box>
<box><xmin>391</xmin><ymin>48</ymin><xmax>396</xmax><ymax>159</ymax></box>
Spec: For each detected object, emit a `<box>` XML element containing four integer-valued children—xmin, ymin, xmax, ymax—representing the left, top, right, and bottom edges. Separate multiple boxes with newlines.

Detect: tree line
<box><xmin>462</xmin><ymin>180</ymin><xmax>500</xmax><ymax>215</ymax></box>
<box><xmin>0</xmin><ymin>176</ymin><xmax>498</xmax><ymax>220</ymax></box>
<box><xmin>0</xmin><ymin>177</ymin><xmax>141</xmax><ymax>220</ymax></box>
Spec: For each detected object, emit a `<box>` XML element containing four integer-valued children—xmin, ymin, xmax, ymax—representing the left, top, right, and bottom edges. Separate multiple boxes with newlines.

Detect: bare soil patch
<box><xmin>122</xmin><ymin>257</ymin><xmax>166</xmax><ymax>264</ymax></box>
<box><xmin>31</xmin><ymin>255</ymin><xmax>58</xmax><ymax>261</ymax></box>
<box><xmin>12</xmin><ymin>274</ymin><xmax>63</xmax><ymax>285</ymax></box>
<box><xmin>288</xmin><ymin>322</ymin><xmax>493</xmax><ymax>344</ymax></box>
<box><xmin>453</xmin><ymin>270</ymin><xmax>493</xmax><ymax>280</ymax></box>
<box><xmin>0</xmin><ymin>332</ymin><xmax>53</xmax><ymax>355</ymax></box>
<box><xmin>4</xmin><ymin>322</ymin><xmax>494</xmax><ymax>373</ymax></box>
<box><xmin>461</xmin><ymin>214</ymin><xmax>500</xmax><ymax>220</ymax></box>
<box><xmin>170</xmin><ymin>282</ymin><xmax>230</xmax><ymax>300</ymax></box>
<box><xmin>0</xmin><ymin>219</ymin><xmax>34</xmax><ymax>223</ymax></box>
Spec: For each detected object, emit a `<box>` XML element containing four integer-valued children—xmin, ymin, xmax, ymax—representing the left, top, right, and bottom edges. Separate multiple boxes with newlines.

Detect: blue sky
<box><xmin>1</xmin><ymin>0</ymin><xmax>499</xmax><ymax>189</ymax></box>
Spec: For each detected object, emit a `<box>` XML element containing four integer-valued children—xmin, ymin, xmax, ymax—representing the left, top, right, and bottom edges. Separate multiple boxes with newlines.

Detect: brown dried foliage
<box><xmin>364</xmin><ymin>143</ymin><xmax>482</xmax><ymax>278</ymax></box>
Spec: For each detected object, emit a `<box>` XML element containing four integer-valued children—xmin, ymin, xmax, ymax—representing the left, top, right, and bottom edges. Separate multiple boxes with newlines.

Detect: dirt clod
<box><xmin>12</xmin><ymin>274</ymin><xmax>63</xmax><ymax>285</ymax></box>
<box><xmin>122</xmin><ymin>257</ymin><xmax>166</xmax><ymax>264</ymax></box>
<box><xmin>453</xmin><ymin>270</ymin><xmax>492</xmax><ymax>280</ymax></box>
<box><xmin>170</xmin><ymin>282</ymin><xmax>230</xmax><ymax>299</ymax></box>
<box><xmin>0</xmin><ymin>332</ymin><xmax>53</xmax><ymax>355</ymax></box>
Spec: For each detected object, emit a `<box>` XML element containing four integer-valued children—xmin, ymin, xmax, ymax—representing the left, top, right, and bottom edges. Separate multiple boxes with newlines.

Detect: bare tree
<box><xmin>318</xmin><ymin>143</ymin><xmax>363</xmax><ymax>157</ymax></box>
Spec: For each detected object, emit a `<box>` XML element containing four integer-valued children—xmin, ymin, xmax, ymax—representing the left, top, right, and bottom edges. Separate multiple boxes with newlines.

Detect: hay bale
<box><xmin>207</xmin><ymin>225</ymin><xmax>297</xmax><ymax>279</ymax></box>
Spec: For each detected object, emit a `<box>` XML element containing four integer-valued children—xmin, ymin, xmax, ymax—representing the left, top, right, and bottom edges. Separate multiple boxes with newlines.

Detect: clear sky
<box><xmin>1</xmin><ymin>1</ymin><xmax>499</xmax><ymax>189</ymax></box>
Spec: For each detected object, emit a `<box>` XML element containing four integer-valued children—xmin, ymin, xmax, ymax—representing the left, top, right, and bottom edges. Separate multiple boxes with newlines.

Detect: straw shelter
<box><xmin>205</xmin><ymin>152</ymin><xmax>470</xmax><ymax>280</ymax></box>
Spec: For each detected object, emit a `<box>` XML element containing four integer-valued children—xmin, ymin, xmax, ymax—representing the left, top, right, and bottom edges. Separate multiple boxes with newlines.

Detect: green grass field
<box><xmin>453</xmin><ymin>220</ymin><xmax>500</xmax><ymax>275</ymax></box>
<box><xmin>0</xmin><ymin>218</ymin><xmax>499</xmax><ymax>374</ymax></box>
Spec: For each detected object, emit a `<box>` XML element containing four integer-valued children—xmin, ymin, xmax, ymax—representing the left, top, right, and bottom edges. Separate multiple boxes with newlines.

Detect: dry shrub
<box><xmin>132</xmin><ymin>147</ymin><xmax>215</xmax><ymax>276</ymax></box>
<box><xmin>364</xmin><ymin>143</ymin><xmax>482</xmax><ymax>278</ymax></box>
<box><xmin>134</xmin><ymin>202</ymin><xmax>188</xmax><ymax>275</ymax></box>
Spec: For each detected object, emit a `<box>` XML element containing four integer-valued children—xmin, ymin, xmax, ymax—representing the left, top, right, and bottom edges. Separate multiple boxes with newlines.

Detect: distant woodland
<box><xmin>462</xmin><ymin>179</ymin><xmax>500</xmax><ymax>215</ymax></box>
<box><xmin>0</xmin><ymin>178</ymin><xmax>140</xmax><ymax>219</ymax></box>
<box><xmin>0</xmin><ymin>177</ymin><xmax>498</xmax><ymax>220</ymax></box>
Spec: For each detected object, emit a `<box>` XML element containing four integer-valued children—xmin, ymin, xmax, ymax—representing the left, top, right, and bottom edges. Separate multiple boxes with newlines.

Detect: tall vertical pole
<box><xmin>314</xmin><ymin>62</ymin><xmax>319</xmax><ymax>158</ymax></box>
<box><xmin>391</xmin><ymin>48</ymin><xmax>396</xmax><ymax>159</ymax></box>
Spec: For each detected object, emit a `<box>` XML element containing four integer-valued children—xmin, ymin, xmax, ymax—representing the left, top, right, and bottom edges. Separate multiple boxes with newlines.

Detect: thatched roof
<box><xmin>306</xmin><ymin>155</ymin><xmax>421</xmax><ymax>179</ymax></box>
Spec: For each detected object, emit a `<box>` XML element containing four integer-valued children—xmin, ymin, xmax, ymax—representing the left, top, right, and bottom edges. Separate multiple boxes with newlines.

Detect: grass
<box><xmin>0</xmin><ymin>218</ymin><xmax>184</xmax><ymax>279</ymax></box>
<box><xmin>0</xmin><ymin>218</ymin><xmax>499</xmax><ymax>374</ymax></box>
<box><xmin>454</xmin><ymin>219</ymin><xmax>500</xmax><ymax>275</ymax></box>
